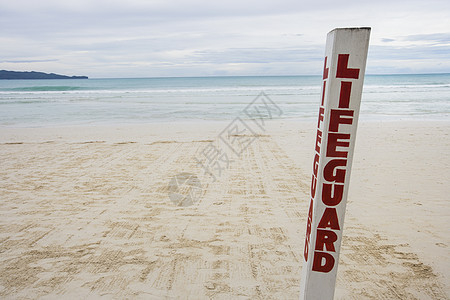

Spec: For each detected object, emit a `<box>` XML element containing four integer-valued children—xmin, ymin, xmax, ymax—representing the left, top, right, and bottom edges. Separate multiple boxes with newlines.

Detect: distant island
<box><xmin>0</xmin><ymin>70</ymin><xmax>88</xmax><ymax>80</ymax></box>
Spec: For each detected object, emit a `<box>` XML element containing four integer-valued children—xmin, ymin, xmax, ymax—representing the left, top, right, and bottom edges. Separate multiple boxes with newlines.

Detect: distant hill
<box><xmin>0</xmin><ymin>70</ymin><xmax>88</xmax><ymax>80</ymax></box>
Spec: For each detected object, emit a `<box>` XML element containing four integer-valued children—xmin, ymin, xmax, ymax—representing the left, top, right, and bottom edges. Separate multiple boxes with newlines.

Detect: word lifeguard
<box><xmin>304</xmin><ymin>53</ymin><xmax>361</xmax><ymax>273</ymax></box>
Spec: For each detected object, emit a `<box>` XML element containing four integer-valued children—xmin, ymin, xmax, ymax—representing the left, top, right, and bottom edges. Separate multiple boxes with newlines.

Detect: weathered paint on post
<box><xmin>300</xmin><ymin>27</ymin><xmax>370</xmax><ymax>300</ymax></box>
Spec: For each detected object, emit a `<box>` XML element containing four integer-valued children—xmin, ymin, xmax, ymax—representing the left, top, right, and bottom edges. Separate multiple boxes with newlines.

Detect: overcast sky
<box><xmin>1</xmin><ymin>0</ymin><xmax>449</xmax><ymax>78</ymax></box>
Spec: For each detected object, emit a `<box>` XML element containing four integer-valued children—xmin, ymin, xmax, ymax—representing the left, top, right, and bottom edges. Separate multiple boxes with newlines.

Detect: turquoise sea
<box><xmin>0</xmin><ymin>74</ymin><xmax>449</xmax><ymax>127</ymax></box>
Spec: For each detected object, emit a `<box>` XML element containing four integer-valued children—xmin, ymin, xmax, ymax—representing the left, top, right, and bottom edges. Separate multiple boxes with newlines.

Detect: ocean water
<box><xmin>0</xmin><ymin>74</ymin><xmax>449</xmax><ymax>127</ymax></box>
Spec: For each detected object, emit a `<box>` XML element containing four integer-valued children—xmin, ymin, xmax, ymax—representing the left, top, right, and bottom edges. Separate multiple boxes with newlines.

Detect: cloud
<box><xmin>403</xmin><ymin>33</ymin><xmax>450</xmax><ymax>44</ymax></box>
<box><xmin>189</xmin><ymin>47</ymin><xmax>322</xmax><ymax>64</ymax></box>
<box><xmin>1</xmin><ymin>59</ymin><xmax>59</xmax><ymax>63</ymax></box>
<box><xmin>1</xmin><ymin>0</ymin><xmax>450</xmax><ymax>77</ymax></box>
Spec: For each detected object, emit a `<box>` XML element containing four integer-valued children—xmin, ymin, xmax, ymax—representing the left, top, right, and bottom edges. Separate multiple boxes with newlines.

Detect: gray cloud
<box><xmin>1</xmin><ymin>59</ymin><xmax>59</xmax><ymax>63</ymax></box>
<box><xmin>189</xmin><ymin>47</ymin><xmax>322</xmax><ymax>64</ymax></box>
<box><xmin>403</xmin><ymin>33</ymin><xmax>450</xmax><ymax>44</ymax></box>
<box><xmin>370</xmin><ymin>44</ymin><xmax>450</xmax><ymax>60</ymax></box>
<box><xmin>1</xmin><ymin>0</ymin><xmax>449</xmax><ymax>77</ymax></box>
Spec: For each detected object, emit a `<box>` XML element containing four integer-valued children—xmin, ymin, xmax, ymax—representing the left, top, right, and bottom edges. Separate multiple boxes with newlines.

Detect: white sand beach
<box><xmin>0</xmin><ymin>120</ymin><xmax>449</xmax><ymax>299</ymax></box>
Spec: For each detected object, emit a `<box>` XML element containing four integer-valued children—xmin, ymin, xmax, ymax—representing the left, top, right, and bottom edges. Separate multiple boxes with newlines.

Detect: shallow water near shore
<box><xmin>0</xmin><ymin>74</ymin><xmax>449</xmax><ymax>127</ymax></box>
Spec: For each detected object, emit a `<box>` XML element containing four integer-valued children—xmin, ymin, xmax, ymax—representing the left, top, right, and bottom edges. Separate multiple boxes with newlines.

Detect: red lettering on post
<box><xmin>313</xmin><ymin>153</ymin><xmax>320</xmax><ymax>176</ymax></box>
<box><xmin>338</xmin><ymin>82</ymin><xmax>352</xmax><ymax>108</ymax></box>
<box><xmin>311</xmin><ymin>174</ymin><xmax>317</xmax><ymax>198</ymax></box>
<box><xmin>327</xmin><ymin>133</ymin><xmax>350</xmax><ymax>158</ymax></box>
<box><xmin>323</xmin><ymin>56</ymin><xmax>329</xmax><ymax>80</ymax></box>
<box><xmin>315</xmin><ymin>229</ymin><xmax>338</xmax><ymax>252</ymax></box>
<box><xmin>329</xmin><ymin>109</ymin><xmax>353</xmax><ymax>132</ymax></box>
<box><xmin>312</xmin><ymin>251</ymin><xmax>335</xmax><ymax>273</ymax></box>
<box><xmin>336</xmin><ymin>54</ymin><xmax>360</xmax><ymax>79</ymax></box>
<box><xmin>318</xmin><ymin>207</ymin><xmax>341</xmax><ymax>230</ymax></box>
<box><xmin>322</xmin><ymin>183</ymin><xmax>344</xmax><ymax>206</ymax></box>
<box><xmin>315</xmin><ymin>129</ymin><xmax>322</xmax><ymax>153</ymax></box>
<box><xmin>321</xmin><ymin>82</ymin><xmax>327</xmax><ymax>106</ymax></box>
<box><xmin>323</xmin><ymin>159</ymin><xmax>347</xmax><ymax>183</ymax></box>
<box><xmin>318</xmin><ymin>107</ymin><xmax>325</xmax><ymax>128</ymax></box>
<box><xmin>304</xmin><ymin>198</ymin><xmax>314</xmax><ymax>261</ymax></box>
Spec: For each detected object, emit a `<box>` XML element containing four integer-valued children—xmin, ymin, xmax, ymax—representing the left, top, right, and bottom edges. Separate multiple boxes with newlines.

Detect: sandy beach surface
<box><xmin>0</xmin><ymin>120</ymin><xmax>449</xmax><ymax>299</ymax></box>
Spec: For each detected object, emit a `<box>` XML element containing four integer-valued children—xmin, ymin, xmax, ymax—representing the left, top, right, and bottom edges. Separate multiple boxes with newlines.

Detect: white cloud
<box><xmin>0</xmin><ymin>0</ymin><xmax>449</xmax><ymax>77</ymax></box>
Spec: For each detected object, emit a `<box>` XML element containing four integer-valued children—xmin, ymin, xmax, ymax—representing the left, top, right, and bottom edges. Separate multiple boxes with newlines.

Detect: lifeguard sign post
<box><xmin>300</xmin><ymin>28</ymin><xmax>370</xmax><ymax>299</ymax></box>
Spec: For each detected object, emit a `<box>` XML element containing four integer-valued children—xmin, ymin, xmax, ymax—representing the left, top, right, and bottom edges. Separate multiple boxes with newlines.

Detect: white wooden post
<box><xmin>300</xmin><ymin>27</ymin><xmax>371</xmax><ymax>300</ymax></box>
